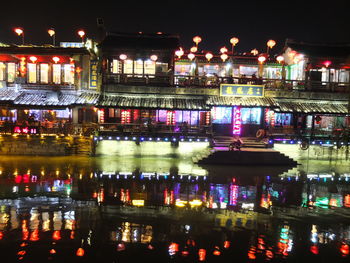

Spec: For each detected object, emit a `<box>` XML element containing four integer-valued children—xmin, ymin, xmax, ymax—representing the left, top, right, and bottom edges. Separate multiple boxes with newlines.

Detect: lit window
<box><xmin>144</xmin><ymin>60</ymin><xmax>155</xmax><ymax>76</ymax></box>
<box><xmin>0</xmin><ymin>62</ymin><xmax>5</xmax><ymax>81</ymax></box>
<box><xmin>134</xmin><ymin>60</ymin><xmax>143</xmax><ymax>76</ymax></box>
<box><xmin>64</xmin><ymin>64</ymin><xmax>74</xmax><ymax>84</ymax></box>
<box><xmin>124</xmin><ymin>60</ymin><xmax>133</xmax><ymax>75</ymax></box>
<box><xmin>112</xmin><ymin>59</ymin><xmax>121</xmax><ymax>74</ymax></box>
<box><xmin>40</xmin><ymin>64</ymin><xmax>49</xmax><ymax>83</ymax></box>
<box><xmin>52</xmin><ymin>64</ymin><xmax>61</xmax><ymax>84</ymax></box>
<box><xmin>28</xmin><ymin>63</ymin><xmax>37</xmax><ymax>83</ymax></box>
<box><xmin>7</xmin><ymin>63</ymin><xmax>16</xmax><ymax>83</ymax></box>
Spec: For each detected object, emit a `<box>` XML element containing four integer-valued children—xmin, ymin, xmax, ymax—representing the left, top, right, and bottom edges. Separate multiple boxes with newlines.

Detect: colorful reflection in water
<box><xmin>0</xmin><ymin>157</ymin><xmax>349</xmax><ymax>262</ymax></box>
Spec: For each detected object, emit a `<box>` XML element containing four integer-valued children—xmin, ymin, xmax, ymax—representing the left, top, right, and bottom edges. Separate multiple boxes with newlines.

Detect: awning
<box><xmin>98</xmin><ymin>94</ymin><xmax>209</xmax><ymax>110</ymax></box>
<box><xmin>0</xmin><ymin>88</ymin><xmax>21</xmax><ymax>102</ymax></box>
<box><xmin>206</xmin><ymin>96</ymin><xmax>277</xmax><ymax>107</ymax></box>
<box><xmin>274</xmin><ymin>99</ymin><xmax>348</xmax><ymax>114</ymax></box>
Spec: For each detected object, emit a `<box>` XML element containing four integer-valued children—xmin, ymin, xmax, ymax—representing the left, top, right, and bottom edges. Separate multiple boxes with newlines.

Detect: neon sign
<box><xmin>232</xmin><ymin>106</ymin><xmax>241</xmax><ymax>135</ymax></box>
<box><xmin>13</xmin><ymin>126</ymin><xmax>38</xmax><ymax>134</ymax></box>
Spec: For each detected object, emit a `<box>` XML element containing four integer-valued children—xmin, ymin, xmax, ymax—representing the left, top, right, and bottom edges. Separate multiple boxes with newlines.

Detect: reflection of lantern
<box><xmin>205</xmin><ymin>52</ymin><xmax>213</xmax><ymax>62</ymax></box>
<box><xmin>19</xmin><ymin>57</ymin><xmax>26</xmax><ymax>77</ymax></box>
<box><xmin>205</xmin><ymin>111</ymin><xmax>210</xmax><ymax>125</ymax></box>
<box><xmin>323</xmin><ymin>60</ymin><xmax>331</xmax><ymax>67</ymax></box>
<box><xmin>198</xmin><ymin>249</ymin><xmax>206</xmax><ymax>261</ymax></box>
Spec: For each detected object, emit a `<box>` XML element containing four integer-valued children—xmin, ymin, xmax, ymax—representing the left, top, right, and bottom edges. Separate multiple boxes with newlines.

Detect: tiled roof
<box><xmin>0</xmin><ymin>88</ymin><xmax>21</xmax><ymax>101</ymax></box>
<box><xmin>98</xmin><ymin>94</ymin><xmax>209</xmax><ymax>110</ymax></box>
<box><xmin>206</xmin><ymin>96</ymin><xmax>277</xmax><ymax>107</ymax></box>
<box><xmin>75</xmin><ymin>92</ymin><xmax>100</xmax><ymax>104</ymax></box>
<box><xmin>14</xmin><ymin>92</ymin><xmax>76</xmax><ymax>106</ymax></box>
<box><xmin>275</xmin><ymin>99</ymin><xmax>348</xmax><ymax>114</ymax></box>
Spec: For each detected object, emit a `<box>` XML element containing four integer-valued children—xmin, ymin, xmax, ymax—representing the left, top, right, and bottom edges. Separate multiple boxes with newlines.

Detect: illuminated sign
<box><xmin>60</xmin><ymin>42</ymin><xmax>84</xmax><ymax>48</ymax></box>
<box><xmin>220</xmin><ymin>84</ymin><xmax>264</xmax><ymax>97</ymax></box>
<box><xmin>13</xmin><ymin>126</ymin><xmax>38</xmax><ymax>134</ymax></box>
<box><xmin>90</xmin><ymin>60</ymin><xmax>98</xmax><ymax>88</ymax></box>
<box><xmin>232</xmin><ymin>107</ymin><xmax>242</xmax><ymax>135</ymax></box>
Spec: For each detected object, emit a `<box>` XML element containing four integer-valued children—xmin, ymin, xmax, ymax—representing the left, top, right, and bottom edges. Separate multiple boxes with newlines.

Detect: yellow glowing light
<box><xmin>267</xmin><ymin>39</ymin><xmax>276</xmax><ymax>49</ymax></box>
<box><xmin>258</xmin><ymin>56</ymin><xmax>266</xmax><ymax>63</ymax></box>
<box><xmin>29</xmin><ymin>56</ymin><xmax>37</xmax><ymax>63</ymax></box>
<box><xmin>77</xmin><ymin>30</ymin><xmax>85</xmax><ymax>38</ymax></box>
<box><xmin>132</xmin><ymin>200</ymin><xmax>145</xmax><ymax>207</ymax></box>
<box><xmin>230</xmin><ymin>37</ymin><xmax>239</xmax><ymax>46</ymax></box>
<box><xmin>187</xmin><ymin>53</ymin><xmax>195</xmax><ymax>61</ymax></box>
<box><xmin>150</xmin><ymin>55</ymin><xmax>158</xmax><ymax>61</ymax></box>
<box><xmin>14</xmin><ymin>28</ymin><xmax>23</xmax><ymax>36</ymax></box>
<box><xmin>48</xmin><ymin>29</ymin><xmax>55</xmax><ymax>37</ymax></box>
<box><xmin>276</xmin><ymin>55</ymin><xmax>284</xmax><ymax>63</ymax></box>
<box><xmin>175</xmin><ymin>199</ymin><xmax>188</xmax><ymax>207</ymax></box>
<box><xmin>119</xmin><ymin>54</ymin><xmax>127</xmax><ymax>60</ymax></box>
<box><xmin>220</xmin><ymin>46</ymin><xmax>228</xmax><ymax>54</ymax></box>
<box><xmin>193</xmin><ymin>36</ymin><xmax>202</xmax><ymax>45</ymax></box>
<box><xmin>189</xmin><ymin>199</ymin><xmax>202</xmax><ymax>207</ymax></box>
<box><xmin>190</xmin><ymin>46</ymin><xmax>198</xmax><ymax>53</ymax></box>
<box><xmin>220</xmin><ymin>53</ymin><xmax>228</xmax><ymax>62</ymax></box>
<box><xmin>175</xmin><ymin>48</ymin><xmax>184</xmax><ymax>59</ymax></box>
<box><xmin>205</xmin><ymin>52</ymin><xmax>213</xmax><ymax>62</ymax></box>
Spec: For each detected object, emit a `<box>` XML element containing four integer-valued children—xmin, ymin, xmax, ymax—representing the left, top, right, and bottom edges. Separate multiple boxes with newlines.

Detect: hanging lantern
<box><xmin>251</xmin><ymin>49</ymin><xmax>259</xmax><ymax>56</ymax></box>
<box><xmin>230</xmin><ymin>37</ymin><xmax>239</xmax><ymax>46</ymax></box>
<box><xmin>267</xmin><ymin>40</ymin><xmax>276</xmax><ymax>49</ymax></box>
<box><xmin>52</xmin><ymin>56</ymin><xmax>60</xmax><ymax>63</ymax></box>
<box><xmin>258</xmin><ymin>55</ymin><xmax>266</xmax><ymax>63</ymax></box>
<box><xmin>150</xmin><ymin>55</ymin><xmax>158</xmax><ymax>61</ymax></box>
<box><xmin>220</xmin><ymin>53</ymin><xmax>228</xmax><ymax>62</ymax></box>
<box><xmin>190</xmin><ymin>46</ymin><xmax>198</xmax><ymax>53</ymax></box>
<box><xmin>205</xmin><ymin>52</ymin><xmax>213</xmax><ymax>62</ymax></box>
<box><xmin>29</xmin><ymin>56</ymin><xmax>38</xmax><ymax>63</ymax></box>
<box><xmin>220</xmin><ymin>46</ymin><xmax>228</xmax><ymax>54</ymax></box>
<box><xmin>323</xmin><ymin>60</ymin><xmax>332</xmax><ymax>67</ymax></box>
<box><xmin>193</xmin><ymin>36</ymin><xmax>202</xmax><ymax>46</ymax></box>
<box><xmin>276</xmin><ymin>55</ymin><xmax>284</xmax><ymax>63</ymax></box>
<box><xmin>119</xmin><ymin>54</ymin><xmax>127</xmax><ymax>60</ymax></box>
<box><xmin>175</xmin><ymin>48</ymin><xmax>184</xmax><ymax>59</ymax></box>
<box><xmin>187</xmin><ymin>53</ymin><xmax>195</xmax><ymax>61</ymax></box>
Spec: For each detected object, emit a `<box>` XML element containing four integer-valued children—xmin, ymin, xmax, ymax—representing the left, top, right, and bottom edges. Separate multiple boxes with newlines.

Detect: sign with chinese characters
<box><xmin>13</xmin><ymin>126</ymin><xmax>38</xmax><ymax>134</ymax></box>
<box><xmin>220</xmin><ymin>84</ymin><xmax>264</xmax><ymax>97</ymax></box>
<box><xmin>90</xmin><ymin>60</ymin><xmax>98</xmax><ymax>89</ymax></box>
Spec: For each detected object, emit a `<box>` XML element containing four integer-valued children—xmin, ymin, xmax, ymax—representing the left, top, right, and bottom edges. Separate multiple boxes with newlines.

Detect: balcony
<box><xmin>103</xmin><ymin>73</ymin><xmax>350</xmax><ymax>94</ymax></box>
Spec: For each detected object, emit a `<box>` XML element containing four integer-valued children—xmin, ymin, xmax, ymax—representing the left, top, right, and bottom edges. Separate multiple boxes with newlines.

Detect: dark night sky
<box><xmin>1</xmin><ymin>0</ymin><xmax>349</xmax><ymax>54</ymax></box>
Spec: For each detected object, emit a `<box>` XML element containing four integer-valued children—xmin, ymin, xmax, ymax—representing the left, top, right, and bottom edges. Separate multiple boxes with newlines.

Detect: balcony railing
<box><xmin>103</xmin><ymin>73</ymin><xmax>350</xmax><ymax>93</ymax></box>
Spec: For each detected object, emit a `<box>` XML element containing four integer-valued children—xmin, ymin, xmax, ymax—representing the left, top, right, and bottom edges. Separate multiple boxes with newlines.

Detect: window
<box><xmin>7</xmin><ymin>63</ymin><xmax>16</xmax><ymax>82</ymax></box>
<box><xmin>144</xmin><ymin>60</ymin><xmax>155</xmax><ymax>76</ymax></box>
<box><xmin>241</xmin><ymin>108</ymin><xmax>261</xmax><ymax>124</ymax></box>
<box><xmin>27</xmin><ymin>63</ymin><xmax>37</xmax><ymax>83</ymax></box>
<box><xmin>40</xmin><ymin>64</ymin><xmax>49</xmax><ymax>83</ymax></box>
<box><xmin>275</xmin><ymin>113</ymin><xmax>292</xmax><ymax>126</ymax></box>
<box><xmin>134</xmin><ymin>60</ymin><xmax>143</xmax><ymax>75</ymax></box>
<box><xmin>211</xmin><ymin>107</ymin><xmax>232</xmax><ymax>124</ymax></box>
<box><xmin>112</xmin><ymin>59</ymin><xmax>121</xmax><ymax>74</ymax></box>
<box><xmin>52</xmin><ymin>64</ymin><xmax>61</xmax><ymax>84</ymax></box>
<box><xmin>124</xmin><ymin>60</ymin><xmax>133</xmax><ymax>75</ymax></box>
<box><xmin>0</xmin><ymin>62</ymin><xmax>5</xmax><ymax>81</ymax></box>
<box><xmin>64</xmin><ymin>64</ymin><xmax>74</xmax><ymax>84</ymax></box>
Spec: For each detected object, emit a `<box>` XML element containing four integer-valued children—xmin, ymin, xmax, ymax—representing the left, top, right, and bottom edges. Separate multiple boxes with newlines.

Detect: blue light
<box><xmin>125</xmin><ymin>137</ymin><xmax>128</xmax><ymax>140</ymax></box>
<box><xmin>116</xmin><ymin>137</ymin><xmax>120</xmax><ymax>140</ymax></box>
<box><xmin>132</xmin><ymin>137</ymin><xmax>136</xmax><ymax>140</ymax></box>
<box><xmin>157</xmin><ymin>138</ymin><xmax>160</xmax><ymax>141</ymax></box>
<box><xmin>189</xmin><ymin>139</ymin><xmax>192</xmax><ymax>142</ymax></box>
<box><xmin>165</xmin><ymin>138</ymin><xmax>168</xmax><ymax>141</ymax></box>
<box><xmin>197</xmin><ymin>139</ymin><xmax>200</xmax><ymax>142</ymax></box>
<box><xmin>172</xmin><ymin>138</ymin><xmax>176</xmax><ymax>141</ymax></box>
<box><xmin>149</xmin><ymin>138</ymin><xmax>152</xmax><ymax>141</ymax></box>
<box><xmin>141</xmin><ymin>137</ymin><xmax>144</xmax><ymax>141</ymax></box>
<box><xmin>108</xmin><ymin>136</ymin><xmax>112</xmax><ymax>140</ymax></box>
<box><xmin>205</xmin><ymin>139</ymin><xmax>208</xmax><ymax>142</ymax></box>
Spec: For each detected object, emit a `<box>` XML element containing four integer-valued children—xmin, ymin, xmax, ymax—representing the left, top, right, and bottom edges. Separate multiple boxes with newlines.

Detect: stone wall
<box><xmin>0</xmin><ymin>135</ymin><xmax>93</xmax><ymax>156</ymax></box>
